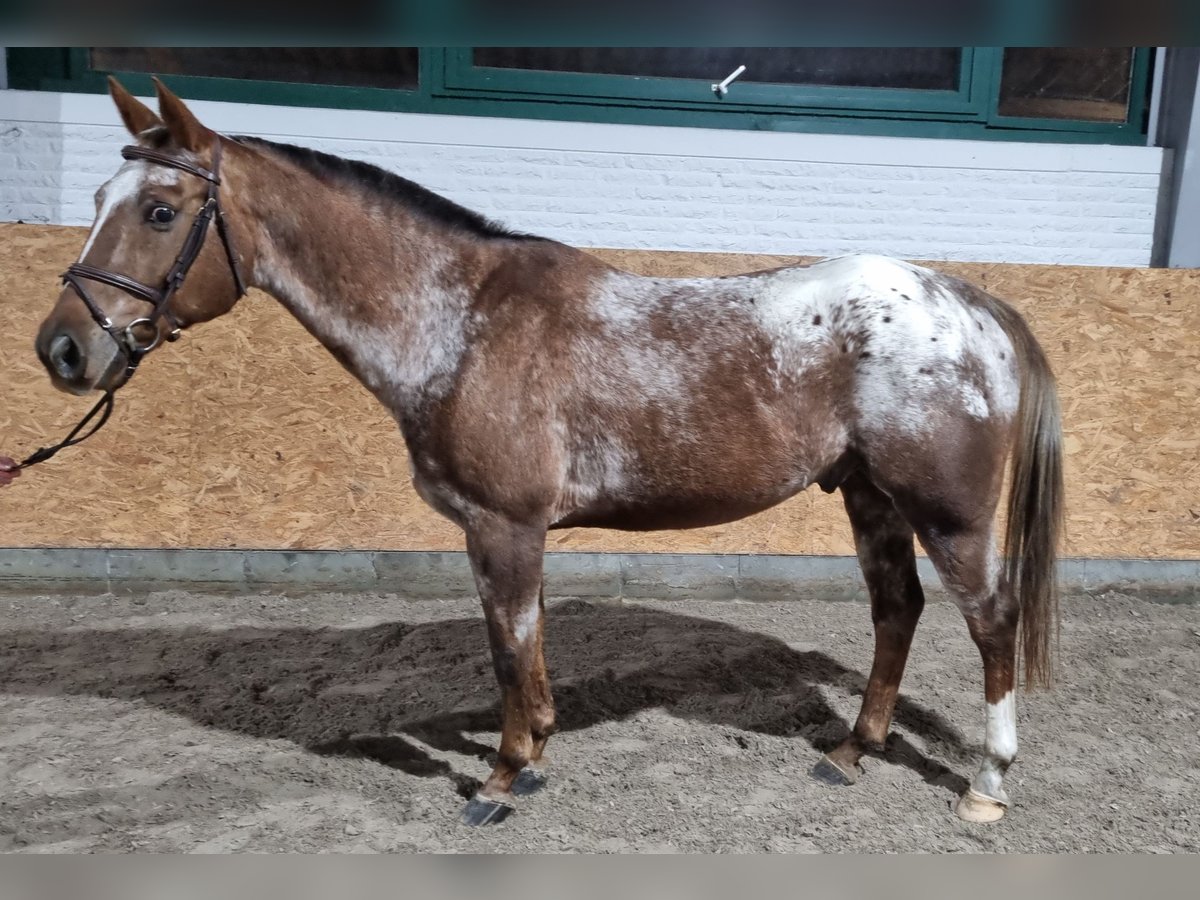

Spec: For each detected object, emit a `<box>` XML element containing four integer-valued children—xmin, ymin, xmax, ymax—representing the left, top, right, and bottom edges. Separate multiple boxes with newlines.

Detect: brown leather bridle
<box><xmin>14</xmin><ymin>136</ymin><xmax>246</xmax><ymax>470</ymax></box>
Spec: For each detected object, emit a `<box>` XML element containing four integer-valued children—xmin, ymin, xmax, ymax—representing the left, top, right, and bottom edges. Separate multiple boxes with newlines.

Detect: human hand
<box><xmin>0</xmin><ymin>456</ymin><xmax>21</xmax><ymax>486</ymax></box>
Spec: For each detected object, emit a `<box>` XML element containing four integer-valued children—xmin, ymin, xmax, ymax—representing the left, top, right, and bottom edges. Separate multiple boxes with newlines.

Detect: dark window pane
<box><xmin>474</xmin><ymin>48</ymin><xmax>962</xmax><ymax>91</ymax></box>
<box><xmin>90</xmin><ymin>48</ymin><xmax>419</xmax><ymax>90</ymax></box>
<box><xmin>998</xmin><ymin>48</ymin><xmax>1133</xmax><ymax>122</ymax></box>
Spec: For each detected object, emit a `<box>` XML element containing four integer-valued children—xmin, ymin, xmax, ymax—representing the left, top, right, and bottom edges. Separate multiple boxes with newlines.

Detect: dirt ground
<box><xmin>0</xmin><ymin>586</ymin><xmax>1197</xmax><ymax>853</ymax></box>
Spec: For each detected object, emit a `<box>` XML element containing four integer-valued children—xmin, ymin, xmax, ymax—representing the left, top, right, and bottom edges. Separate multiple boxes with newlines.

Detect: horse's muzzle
<box><xmin>36</xmin><ymin>325</ymin><xmax>96</xmax><ymax>395</ymax></box>
<box><xmin>46</xmin><ymin>332</ymin><xmax>85</xmax><ymax>382</ymax></box>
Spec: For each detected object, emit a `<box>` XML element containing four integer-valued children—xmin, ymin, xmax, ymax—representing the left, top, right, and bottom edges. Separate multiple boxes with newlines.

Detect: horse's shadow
<box><xmin>0</xmin><ymin>599</ymin><xmax>970</xmax><ymax>798</ymax></box>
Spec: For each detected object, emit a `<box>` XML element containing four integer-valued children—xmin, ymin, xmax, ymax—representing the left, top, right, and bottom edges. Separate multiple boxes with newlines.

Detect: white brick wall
<box><xmin>0</xmin><ymin>89</ymin><xmax>1170</xmax><ymax>266</ymax></box>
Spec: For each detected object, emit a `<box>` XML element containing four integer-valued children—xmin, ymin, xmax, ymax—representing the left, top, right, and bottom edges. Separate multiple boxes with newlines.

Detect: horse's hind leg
<box><xmin>813</xmin><ymin>471</ymin><xmax>925</xmax><ymax>786</ymax></box>
<box><xmin>862</xmin><ymin>412</ymin><xmax>1022</xmax><ymax>822</ymax></box>
<box><xmin>459</xmin><ymin>515</ymin><xmax>556</xmax><ymax>826</ymax></box>
<box><xmin>910</xmin><ymin>518</ymin><xmax>1018</xmax><ymax>824</ymax></box>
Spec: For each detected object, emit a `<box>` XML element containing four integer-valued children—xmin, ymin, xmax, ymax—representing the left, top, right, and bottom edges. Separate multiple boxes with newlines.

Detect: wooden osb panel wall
<box><xmin>1</xmin><ymin>224</ymin><xmax>1197</xmax><ymax>558</ymax></box>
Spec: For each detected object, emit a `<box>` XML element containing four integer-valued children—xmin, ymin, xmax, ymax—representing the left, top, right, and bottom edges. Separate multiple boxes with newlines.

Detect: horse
<box><xmin>25</xmin><ymin>77</ymin><xmax>1063</xmax><ymax>827</ymax></box>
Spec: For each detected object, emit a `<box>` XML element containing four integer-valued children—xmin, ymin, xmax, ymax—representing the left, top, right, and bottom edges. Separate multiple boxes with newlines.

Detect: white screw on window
<box><xmin>712</xmin><ymin>65</ymin><xmax>747</xmax><ymax>98</ymax></box>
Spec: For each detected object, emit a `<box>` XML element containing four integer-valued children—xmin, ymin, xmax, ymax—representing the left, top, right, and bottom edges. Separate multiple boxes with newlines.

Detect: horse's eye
<box><xmin>149</xmin><ymin>205</ymin><xmax>176</xmax><ymax>225</ymax></box>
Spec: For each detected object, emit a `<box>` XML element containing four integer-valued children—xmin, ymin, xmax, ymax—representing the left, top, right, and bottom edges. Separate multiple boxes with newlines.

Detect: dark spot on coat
<box><xmin>900</xmin><ymin>294</ymin><xmax>911</xmax><ymax>301</ymax></box>
<box><xmin>1000</xmin><ymin>351</ymin><xmax>1006</xmax><ymax>360</ymax></box>
<box><xmin>977</xmin><ymin>322</ymin><xmax>984</xmax><ymax>330</ymax></box>
<box><xmin>918</xmin><ymin>367</ymin><xmax>932</xmax><ymax>375</ymax></box>
<box><xmin>882</xmin><ymin>316</ymin><xmax>891</xmax><ymax>323</ymax></box>
<box><xmin>931</xmin><ymin>336</ymin><xmax>938</xmax><ymax>342</ymax></box>
<box><xmin>859</xmin><ymin>350</ymin><xmax>872</xmax><ymax>359</ymax></box>
<box><xmin>812</xmin><ymin>314</ymin><xmax>822</xmax><ymax>326</ymax></box>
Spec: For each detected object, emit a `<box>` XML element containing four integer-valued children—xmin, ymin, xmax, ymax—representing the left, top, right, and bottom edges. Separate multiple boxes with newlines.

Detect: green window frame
<box><xmin>444</xmin><ymin>48</ymin><xmax>990</xmax><ymax>116</ymax></box>
<box><xmin>6</xmin><ymin>48</ymin><xmax>1153</xmax><ymax>145</ymax></box>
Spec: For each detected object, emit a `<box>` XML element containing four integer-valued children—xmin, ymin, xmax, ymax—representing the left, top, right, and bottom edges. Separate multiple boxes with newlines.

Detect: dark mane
<box><xmin>233</xmin><ymin>136</ymin><xmax>548</xmax><ymax>243</ymax></box>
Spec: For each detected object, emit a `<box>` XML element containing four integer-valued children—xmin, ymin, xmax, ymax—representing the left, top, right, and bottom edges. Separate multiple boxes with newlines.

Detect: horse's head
<box><xmin>36</xmin><ymin>77</ymin><xmax>246</xmax><ymax>395</ymax></box>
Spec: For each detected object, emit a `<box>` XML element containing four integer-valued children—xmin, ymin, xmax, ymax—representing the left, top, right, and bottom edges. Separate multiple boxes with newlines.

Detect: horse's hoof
<box><xmin>511</xmin><ymin>767</ymin><xmax>547</xmax><ymax>797</ymax></box>
<box><xmin>954</xmin><ymin>787</ymin><xmax>1008</xmax><ymax>824</ymax></box>
<box><xmin>812</xmin><ymin>754</ymin><xmax>859</xmax><ymax>786</ymax></box>
<box><xmin>460</xmin><ymin>795</ymin><xmax>515</xmax><ymax>827</ymax></box>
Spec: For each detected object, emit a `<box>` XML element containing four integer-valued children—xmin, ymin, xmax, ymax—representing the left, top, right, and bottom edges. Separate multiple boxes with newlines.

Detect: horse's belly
<box><xmin>550</xmin><ymin>479</ymin><xmax>810</xmax><ymax>531</ymax></box>
<box><xmin>550</xmin><ymin>418</ymin><xmax>849</xmax><ymax>531</ymax></box>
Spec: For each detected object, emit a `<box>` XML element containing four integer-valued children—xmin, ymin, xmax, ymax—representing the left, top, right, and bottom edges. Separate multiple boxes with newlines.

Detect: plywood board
<box><xmin>2</xmin><ymin>224</ymin><xmax>1197</xmax><ymax>558</ymax></box>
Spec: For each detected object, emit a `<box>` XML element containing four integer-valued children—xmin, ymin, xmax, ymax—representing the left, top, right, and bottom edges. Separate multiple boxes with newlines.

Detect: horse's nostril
<box><xmin>49</xmin><ymin>333</ymin><xmax>85</xmax><ymax>381</ymax></box>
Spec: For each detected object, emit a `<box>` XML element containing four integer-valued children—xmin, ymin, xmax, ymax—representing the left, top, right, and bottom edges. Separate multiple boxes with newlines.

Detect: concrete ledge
<box><xmin>1</xmin><ymin>548</ymin><xmax>1198</xmax><ymax>601</ymax></box>
<box><xmin>242</xmin><ymin>550</ymin><xmax>378</xmax><ymax>588</ymax></box>
<box><xmin>619</xmin><ymin>553</ymin><xmax>741</xmax><ymax>600</ymax></box>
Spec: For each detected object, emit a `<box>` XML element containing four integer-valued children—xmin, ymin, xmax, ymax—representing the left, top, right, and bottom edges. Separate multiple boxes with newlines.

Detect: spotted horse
<box><xmin>19</xmin><ymin>78</ymin><xmax>1064</xmax><ymax>827</ymax></box>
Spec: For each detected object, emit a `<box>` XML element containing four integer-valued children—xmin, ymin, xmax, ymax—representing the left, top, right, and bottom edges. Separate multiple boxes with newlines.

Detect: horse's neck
<box><xmin>240</xmin><ymin>173</ymin><xmax>485</xmax><ymax>415</ymax></box>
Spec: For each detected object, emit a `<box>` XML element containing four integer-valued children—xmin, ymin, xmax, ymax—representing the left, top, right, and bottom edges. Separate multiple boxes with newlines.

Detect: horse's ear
<box><xmin>153</xmin><ymin>76</ymin><xmax>213</xmax><ymax>153</ymax></box>
<box><xmin>108</xmin><ymin>76</ymin><xmax>162</xmax><ymax>137</ymax></box>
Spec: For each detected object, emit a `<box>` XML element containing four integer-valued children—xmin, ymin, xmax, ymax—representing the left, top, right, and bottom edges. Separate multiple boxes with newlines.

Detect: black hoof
<box><xmin>511</xmin><ymin>767</ymin><xmax>547</xmax><ymax>797</ymax></box>
<box><xmin>812</xmin><ymin>754</ymin><xmax>859</xmax><ymax>786</ymax></box>
<box><xmin>460</xmin><ymin>795</ymin><xmax>514</xmax><ymax>827</ymax></box>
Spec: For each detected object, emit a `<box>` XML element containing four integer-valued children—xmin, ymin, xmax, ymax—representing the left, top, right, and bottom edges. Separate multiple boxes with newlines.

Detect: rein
<box><xmin>11</xmin><ymin>137</ymin><xmax>246</xmax><ymax>471</ymax></box>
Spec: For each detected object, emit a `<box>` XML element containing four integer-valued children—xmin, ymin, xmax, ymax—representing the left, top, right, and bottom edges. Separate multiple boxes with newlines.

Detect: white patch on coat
<box><xmin>986</xmin><ymin>692</ymin><xmax>1018</xmax><ymax>762</ymax></box>
<box><xmin>739</xmin><ymin>254</ymin><xmax>1021</xmax><ymax>435</ymax></box>
<box><xmin>973</xmin><ymin>691</ymin><xmax>1017</xmax><ymax>801</ymax></box>
<box><xmin>78</xmin><ymin>161</ymin><xmax>179</xmax><ymax>262</ymax></box>
<box><xmin>573</xmin><ymin>271</ymin><xmax>714</xmax><ymax>409</ymax></box>
<box><xmin>588</xmin><ymin>273</ymin><xmax>649</xmax><ymax>329</ymax></box>
<box><xmin>961</xmin><ymin>384</ymin><xmax>991</xmax><ymax>418</ymax></box>
<box><xmin>512</xmin><ymin>602</ymin><xmax>541</xmax><ymax>644</ymax></box>
<box><xmin>552</xmin><ymin>432</ymin><xmax>631</xmax><ymax>521</ymax></box>
<box><xmin>253</xmin><ymin>239</ymin><xmax>470</xmax><ymax>410</ymax></box>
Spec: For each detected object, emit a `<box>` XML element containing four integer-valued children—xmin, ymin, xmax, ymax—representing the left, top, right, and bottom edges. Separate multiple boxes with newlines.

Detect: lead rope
<box><xmin>10</xmin><ymin>391</ymin><xmax>116</xmax><ymax>470</ymax></box>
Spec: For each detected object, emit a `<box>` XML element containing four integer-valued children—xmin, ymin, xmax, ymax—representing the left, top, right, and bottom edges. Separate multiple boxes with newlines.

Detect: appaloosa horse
<box><xmin>11</xmin><ymin>78</ymin><xmax>1064</xmax><ymax>827</ymax></box>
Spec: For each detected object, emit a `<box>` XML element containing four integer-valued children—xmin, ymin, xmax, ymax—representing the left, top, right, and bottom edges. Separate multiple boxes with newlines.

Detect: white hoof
<box><xmin>955</xmin><ymin>787</ymin><xmax>1008</xmax><ymax>824</ymax></box>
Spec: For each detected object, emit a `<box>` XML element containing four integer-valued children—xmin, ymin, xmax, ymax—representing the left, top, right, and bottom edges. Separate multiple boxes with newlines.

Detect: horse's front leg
<box><xmin>460</xmin><ymin>513</ymin><xmax>555</xmax><ymax>826</ymax></box>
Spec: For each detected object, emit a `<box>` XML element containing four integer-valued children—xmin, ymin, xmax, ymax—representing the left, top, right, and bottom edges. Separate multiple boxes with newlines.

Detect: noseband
<box><xmin>13</xmin><ymin>136</ymin><xmax>246</xmax><ymax>470</ymax></box>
